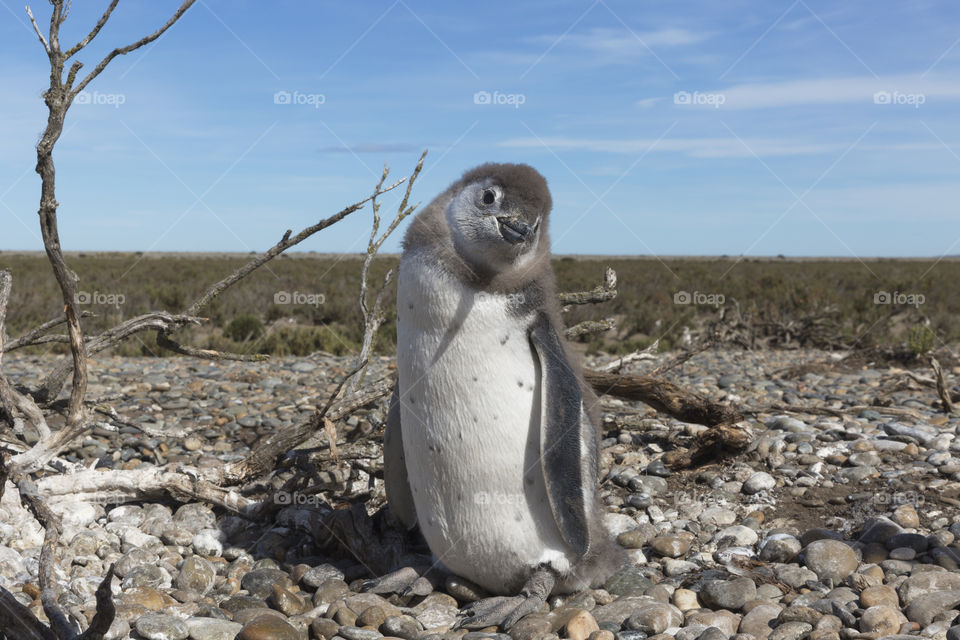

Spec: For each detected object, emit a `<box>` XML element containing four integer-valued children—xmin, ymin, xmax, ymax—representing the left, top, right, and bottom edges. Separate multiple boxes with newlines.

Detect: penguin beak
<box><xmin>496</xmin><ymin>216</ymin><xmax>533</xmax><ymax>244</ymax></box>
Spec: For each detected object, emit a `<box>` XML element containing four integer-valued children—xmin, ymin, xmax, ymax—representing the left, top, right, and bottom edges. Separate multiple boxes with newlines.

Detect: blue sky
<box><xmin>1</xmin><ymin>0</ymin><xmax>958</xmax><ymax>256</ymax></box>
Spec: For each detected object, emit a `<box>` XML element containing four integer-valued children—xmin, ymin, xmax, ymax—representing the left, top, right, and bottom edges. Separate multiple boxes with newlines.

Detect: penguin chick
<box><xmin>381</xmin><ymin>162</ymin><xmax>626</xmax><ymax>629</ymax></box>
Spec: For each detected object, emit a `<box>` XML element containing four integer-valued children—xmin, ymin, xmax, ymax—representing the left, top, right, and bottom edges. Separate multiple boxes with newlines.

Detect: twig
<box><xmin>599</xmin><ymin>340</ymin><xmax>660</xmax><ymax>373</ymax></box>
<box><xmin>70</xmin><ymin>0</ymin><xmax>197</xmax><ymax>97</ymax></box>
<box><xmin>217</xmin><ymin>360</ymin><xmax>373</xmax><ymax>486</ymax></box>
<box><xmin>63</xmin><ymin>0</ymin><xmax>118</xmax><ymax>58</ymax></box>
<box><xmin>184</xmin><ymin>178</ymin><xmax>408</xmax><ymax>318</ymax></box>
<box><xmin>566</xmin><ymin>317</ymin><xmax>616</xmax><ymax>339</ymax></box>
<box><xmin>25</xmin><ymin>5</ymin><xmax>51</xmax><ymax>53</ymax></box>
<box><xmin>558</xmin><ymin>267</ymin><xmax>618</xmax><ymax>306</ymax></box>
<box><xmin>3</xmin><ymin>310</ymin><xmax>94</xmax><ymax>352</ymax></box>
<box><xmin>750</xmin><ymin>402</ymin><xmax>926</xmax><ymax>420</ymax></box>
<box><xmin>349</xmin><ymin>151</ymin><xmax>426</xmax><ymax>393</ymax></box>
<box><xmin>932</xmin><ymin>357</ymin><xmax>955</xmax><ymax>414</ymax></box>
<box><xmin>648</xmin><ymin>329</ymin><xmax>720</xmax><ymax>377</ymax></box>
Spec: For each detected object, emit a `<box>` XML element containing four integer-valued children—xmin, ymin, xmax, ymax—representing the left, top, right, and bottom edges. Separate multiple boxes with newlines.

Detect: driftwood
<box><xmin>585</xmin><ymin>369</ymin><xmax>743</xmax><ymax>427</ymax></box>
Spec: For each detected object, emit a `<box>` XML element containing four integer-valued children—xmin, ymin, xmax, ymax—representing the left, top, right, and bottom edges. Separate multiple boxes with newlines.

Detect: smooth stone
<box><xmin>775</xmin><ymin>566</ymin><xmax>819</xmax><ymax>590</ymax></box>
<box><xmin>380</xmin><ymin>615</ymin><xmax>422</xmax><ymax>640</ymax></box>
<box><xmin>672</xmin><ymin>589</ymin><xmax>700</xmax><ymax>611</ymax></box>
<box><xmin>760</xmin><ymin>535</ymin><xmax>802</xmax><ymax>563</ymax></box>
<box><xmin>175</xmin><ymin>556</ymin><xmax>216</xmax><ymax>595</ymax></box>
<box><xmin>700</xmin><ymin>508</ymin><xmax>738</xmax><ymax>527</ymax></box>
<box><xmin>803</xmin><ymin>540</ymin><xmax>859</xmax><ymax>583</ymax></box>
<box><xmin>743</xmin><ymin>472</ymin><xmax>776</xmax><ymax>495</ymax></box>
<box><xmin>240</xmin><ymin>568</ymin><xmax>293</xmax><ymax>599</ymax></box>
<box><xmin>859</xmin><ymin>605</ymin><xmax>900</xmax><ymax>635</ymax></box>
<box><xmin>339</xmin><ymin>625</ymin><xmax>384</xmax><ymax>640</ymax></box>
<box><xmin>623</xmin><ymin>602</ymin><xmax>683</xmax><ymax>635</ymax></box>
<box><xmin>605</xmin><ymin>566</ymin><xmax>654</xmax><ymax>595</ymax></box>
<box><xmin>860</xmin><ymin>585</ymin><xmax>898</xmax><ymax>609</ymax></box>
<box><xmin>565</xmin><ymin>610</ymin><xmax>601</xmax><ymax>640</ymax></box>
<box><xmin>904</xmin><ymin>590</ymin><xmax>960</xmax><ymax>626</ymax></box>
<box><xmin>768</xmin><ymin>622</ymin><xmax>811</xmax><ymax>640</ymax></box>
<box><xmin>898</xmin><ymin>573</ymin><xmax>960</xmax><ymax>605</ymax></box>
<box><xmin>701</xmin><ymin>578</ymin><xmax>757</xmax><ymax>611</ymax></box>
<box><xmin>715</xmin><ymin>526</ymin><xmax>759</xmax><ymax>547</ymax></box>
<box><xmin>184</xmin><ymin>618</ymin><xmax>244</xmax><ymax>640</ymax></box>
<box><xmin>301</xmin><ymin>564</ymin><xmax>345</xmax><ymax>588</ymax></box>
<box><xmin>134</xmin><ymin>613</ymin><xmax>189</xmax><ymax>640</ymax></box>
<box><xmin>650</xmin><ymin>534</ymin><xmax>693</xmax><ymax>558</ymax></box>
<box><xmin>892</xmin><ymin>504</ymin><xmax>920</xmax><ymax>529</ymax></box>
<box><xmin>739</xmin><ymin>604</ymin><xmax>784</xmax><ymax>639</ymax></box>
<box><xmin>686</xmin><ymin>610</ymin><xmax>741</xmax><ymax>635</ymax></box>
<box><xmin>237</xmin><ymin>616</ymin><xmax>300</xmax><ymax>640</ymax></box>
<box><xmin>857</xmin><ymin>517</ymin><xmax>905</xmax><ymax>545</ymax></box>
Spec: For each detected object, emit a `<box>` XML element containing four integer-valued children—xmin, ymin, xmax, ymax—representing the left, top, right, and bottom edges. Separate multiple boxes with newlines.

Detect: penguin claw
<box><xmin>455</xmin><ymin>594</ymin><xmax>543</xmax><ymax>630</ymax></box>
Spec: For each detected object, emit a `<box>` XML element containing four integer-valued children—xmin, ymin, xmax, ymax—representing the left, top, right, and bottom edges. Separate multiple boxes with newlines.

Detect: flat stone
<box><xmin>184</xmin><ymin>618</ymin><xmax>244</xmax><ymax>640</ymax></box>
<box><xmin>565</xmin><ymin>610</ymin><xmax>600</xmax><ymax>640</ymax></box>
<box><xmin>903</xmin><ymin>590</ymin><xmax>960</xmax><ymax>626</ymax></box>
<box><xmin>701</xmin><ymin>578</ymin><xmax>757</xmax><ymax>611</ymax></box>
<box><xmin>803</xmin><ymin>540</ymin><xmax>859</xmax><ymax>583</ymax></box>
<box><xmin>739</xmin><ymin>604</ymin><xmax>783</xmax><ymax>639</ymax></box>
<box><xmin>134</xmin><ymin>614</ymin><xmax>189</xmax><ymax>640</ymax></box>
<box><xmin>898</xmin><ymin>572</ymin><xmax>960</xmax><ymax>605</ymax></box>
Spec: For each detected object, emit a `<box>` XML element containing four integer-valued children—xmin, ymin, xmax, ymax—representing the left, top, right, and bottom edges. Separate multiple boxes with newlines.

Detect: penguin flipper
<box><xmin>529</xmin><ymin>312</ymin><xmax>595</xmax><ymax>557</ymax></box>
<box><xmin>384</xmin><ymin>384</ymin><xmax>418</xmax><ymax>529</ymax></box>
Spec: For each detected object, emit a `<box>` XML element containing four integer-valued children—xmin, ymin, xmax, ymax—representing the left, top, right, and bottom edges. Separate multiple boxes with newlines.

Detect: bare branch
<box><xmin>349</xmin><ymin>150</ymin><xmax>426</xmax><ymax>393</ymax></box>
<box><xmin>932</xmin><ymin>357</ymin><xmax>955</xmax><ymax>414</ymax></box>
<box><xmin>585</xmin><ymin>368</ymin><xmax>744</xmax><ymax>427</ymax></box>
<box><xmin>217</xmin><ymin>360</ymin><xmax>373</xmax><ymax>486</ymax></box>
<box><xmin>3</xmin><ymin>310</ymin><xmax>95</xmax><ymax>352</ymax></box>
<box><xmin>25</xmin><ymin>5</ymin><xmax>51</xmax><ymax>53</ymax></box>
<box><xmin>72</xmin><ymin>0</ymin><xmax>197</xmax><ymax>97</ymax></box>
<box><xmin>558</xmin><ymin>267</ymin><xmax>618</xmax><ymax>306</ymax></box>
<box><xmin>184</xmin><ymin>176</ymin><xmax>407</xmax><ymax>318</ymax></box>
<box><xmin>156</xmin><ymin>332</ymin><xmax>268</xmax><ymax>362</ymax></box>
<box><xmin>565</xmin><ymin>317</ymin><xmax>615</xmax><ymax>339</ymax></box>
<box><xmin>599</xmin><ymin>340</ymin><xmax>660</xmax><ymax>373</ymax></box>
<box><xmin>64</xmin><ymin>0</ymin><xmax>118</xmax><ymax>59</ymax></box>
<box><xmin>34</xmin><ymin>312</ymin><xmax>205</xmax><ymax>406</ymax></box>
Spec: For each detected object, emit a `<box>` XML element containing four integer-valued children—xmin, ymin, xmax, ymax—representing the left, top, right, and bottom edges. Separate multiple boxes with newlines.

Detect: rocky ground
<box><xmin>1</xmin><ymin>349</ymin><xmax>960</xmax><ymax>640</ymax></box>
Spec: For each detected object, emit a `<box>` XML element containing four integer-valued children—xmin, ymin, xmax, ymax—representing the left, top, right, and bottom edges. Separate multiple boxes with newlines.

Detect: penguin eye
<box><xmin>481</xmin><ymin>189</ymin><xmax>497</xmax><ymax>206</ymax></box>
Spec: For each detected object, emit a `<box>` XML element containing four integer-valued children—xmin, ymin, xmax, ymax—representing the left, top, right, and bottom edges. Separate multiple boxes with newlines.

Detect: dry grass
<box><xmin>1</xmin><ymin>252</ymin><xmax>955</xmax><ymax>357</ymax></box>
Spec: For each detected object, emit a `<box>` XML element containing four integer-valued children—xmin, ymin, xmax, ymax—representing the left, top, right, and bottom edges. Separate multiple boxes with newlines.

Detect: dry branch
<box><xmin>558</xmin><ymin>267</ymin><xmax>617</xmax><ymax>306</ymax></box>
<box><xmin>3</xmin><ymin>310</ymin><xmax>94</xmax><ymax>352</ymax></box>
<box><xmin>585</xmin><ymin>368</ymin><xmax>743</xmax><ymax>427</ymax></box>
<box><xmin>566</xmin><ymin>317</ymin><xmax>616</xmax><ymax>339</ymax></box>
<box><xmin>932</xmin><ymin>357</ymin><xmax>955</xmax><ymax>414</ymax></box>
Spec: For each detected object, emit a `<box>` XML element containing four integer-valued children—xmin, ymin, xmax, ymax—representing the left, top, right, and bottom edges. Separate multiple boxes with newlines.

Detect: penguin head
<box><xmin>444</xmin><ymin>162</ymin><xmax>552</xmax><ymax>273</ymax></box>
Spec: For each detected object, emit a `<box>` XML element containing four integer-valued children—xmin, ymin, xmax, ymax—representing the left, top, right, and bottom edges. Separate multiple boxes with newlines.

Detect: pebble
<box><xmin>803</xmin><ymin>540</ymin><xmax>859</xmax><ymax>583</ymax></box>
<box><xmin>134</xmin><ymin>613</ymin><xmax>189</xmax><ymax>640</ymax></box>
<box><xmin>3</xmin><ymin>351</ymin><xmax>960</xmax><ymax>639</ymax></box>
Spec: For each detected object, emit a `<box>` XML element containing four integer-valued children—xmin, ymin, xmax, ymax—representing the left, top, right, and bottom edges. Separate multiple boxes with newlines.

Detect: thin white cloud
<box><xmin>675</xmin><ymin>73</ymin><xmax>960</xmax><ymax>109</ymax></box>
<box><xmin>499</xmin><ymin>135</ymin><xmax>846</xmax><ymax>158</ymax></box>
<box><xmin>527</xmin><ymin>26</ymin><xmax>708</xmax><ymax>60</ymax></box>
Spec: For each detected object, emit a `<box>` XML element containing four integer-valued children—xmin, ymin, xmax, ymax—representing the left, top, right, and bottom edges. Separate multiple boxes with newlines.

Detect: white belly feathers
<box><xmin>396</xmin><ymin>253</ymin><xmax>571</xmax><ymax>591</ymax></box>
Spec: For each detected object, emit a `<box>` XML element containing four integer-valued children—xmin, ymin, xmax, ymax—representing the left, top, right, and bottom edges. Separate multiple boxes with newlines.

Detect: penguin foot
<box><xmin>361</xmin><ymin>566</ymin><xmax>433</xmax><ymax>597</ymax></box>
<box><xmin>455</xmin><ymin>567</ymin><xmax>556</xmax><ymax>630</ymax></box>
